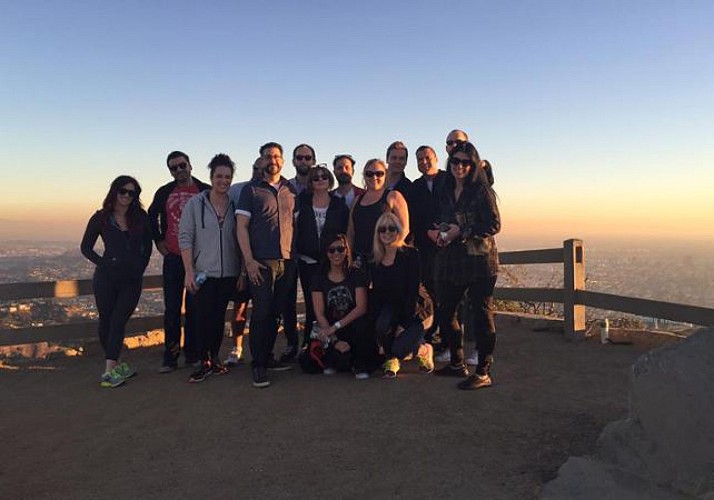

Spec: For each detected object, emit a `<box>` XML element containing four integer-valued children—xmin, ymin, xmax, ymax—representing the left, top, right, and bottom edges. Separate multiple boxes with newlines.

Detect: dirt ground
<box><xmin>0</xmin><ymin>315</ymin><xmax>653</xmax><ymax>499</ymax></box>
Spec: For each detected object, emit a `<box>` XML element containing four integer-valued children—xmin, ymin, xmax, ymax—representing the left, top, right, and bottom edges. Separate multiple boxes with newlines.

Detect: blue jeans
<box><xmin>162</xmin><ymin>253</ymin><xmax>198</xmax><ymax>365</ymax></box>
<box><xmin>248</xmin><ymin>259</ymin><xmax>297</xmax><ymax>368</ymax></box>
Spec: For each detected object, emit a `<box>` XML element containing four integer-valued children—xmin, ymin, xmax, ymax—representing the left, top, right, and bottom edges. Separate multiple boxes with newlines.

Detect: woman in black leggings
<box><xmin>80</xmin><ymin>175</ymin><xmax>152</xmax><ymax>388</ymax></box>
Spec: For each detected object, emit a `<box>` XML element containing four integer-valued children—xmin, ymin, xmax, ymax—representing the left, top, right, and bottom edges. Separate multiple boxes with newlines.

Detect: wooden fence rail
<box><xmin>1</xmin><ymin>239</ymin><xmax>712</xmax><ymax>346</ymax></box>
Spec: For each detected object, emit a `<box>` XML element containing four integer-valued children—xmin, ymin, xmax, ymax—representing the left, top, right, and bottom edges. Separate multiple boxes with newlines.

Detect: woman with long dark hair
<box><xmin>430</xmin><ymin>141</ymin><xmax>500</xmax><ymax>390</ymax></box>
<box><xmin>80</xmin><ymin>175</ymin><xmax>152</xmax><ymax>388</ymax></box>
<box><xmin>306</xmin><ymin>234</ymin><xmax>376</xmax><ymax>378</ymax></box>
<box><xmin>295</xmin><ymin>165</ymin><xmax>349</xmax><ymax>350</ymax></box>
<box><xmin>370</xmin><ymin>212</ymin><xmax>434</xmax><ymax>378</ymax></box>
<box><xmin>179</xmin><ymin>153</ymin><xmax>241</xmax><ymax>383</ymax></box>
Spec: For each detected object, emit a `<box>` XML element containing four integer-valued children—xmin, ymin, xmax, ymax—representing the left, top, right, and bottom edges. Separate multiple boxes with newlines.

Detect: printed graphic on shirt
<box><xmin>165</xmin><ymin>185</ymin><xmax>199</xmax><ymax>254</ymax></box>
<box><xmin>326</xmin><ymin>285</ymin><xmax>354</xmax><ymax>321</ymax></box>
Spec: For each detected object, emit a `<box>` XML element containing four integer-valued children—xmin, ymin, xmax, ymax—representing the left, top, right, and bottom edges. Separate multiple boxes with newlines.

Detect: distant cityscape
<box><xmin>1</xmin><ymin>240</ymin><xmax>713</xmax><ymax>333</ymax></box>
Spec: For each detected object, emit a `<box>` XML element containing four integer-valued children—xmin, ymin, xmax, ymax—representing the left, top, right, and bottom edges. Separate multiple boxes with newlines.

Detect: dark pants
<box><xmin>93</xmin><ymin>268</ymin><xmax>142</xmax><ymax>361</ymax></box>
<box><xmin>298</xmin><ymin>260</ymin><xmax>321</xmax><ymax>346</ymax></box>
<box><xmin>162</xmin><ymin>253</ymin><xmax>198</xmax><ymax>365</ymax></box>
<box><xmin>324</xmin><ymin>316</ymin><xmax>379</xmax><ymax>373</ymax></box>
<box><xmin>248</xmin><ymin>259</ymin><xmax>297</xmax><ymax>368</ymax></box>
<box><xmin>374</xmin><ymin>305</ymin><xmax>426</xmax><ymax>360</ymax></box>
<box><xmin>438</xmin><ymin>275</ymin><xmax>497</xmax><ymax>374</ymax></box>
<box><xmin>419</xmin><ymin>247</ymin><xmax>440</xmax><ymax>345</ymax></box>
<box><xmin>282</xmin><ymin>263</ymin><xmax>299</xmax><ymax>348</ymax></box>
<box><xmin>193</xmin><ymin>276</ymin><xmax>237</xmax><ymax>362</ymax></box>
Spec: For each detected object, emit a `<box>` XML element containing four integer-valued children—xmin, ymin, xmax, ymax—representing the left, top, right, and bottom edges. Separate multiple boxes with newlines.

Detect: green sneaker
<box><xmin>115</xmin><ymin>362</ymin><xmax>137</xmax><ymax>379</ymax></box>
<box><xmin>382</xmin><ymin>358</ymin><xmax>400</xmax><ymax>379</ymax></box>
<box><xmin>100</xmin><ymin>368</ymin><xmax>126</xmax><ymax>388</ymax></box>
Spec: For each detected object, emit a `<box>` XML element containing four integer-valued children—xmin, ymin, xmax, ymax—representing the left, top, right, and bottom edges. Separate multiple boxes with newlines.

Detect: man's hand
<box><xmin>245</xmin><ymin>259</ymin><xmax>267</xmax><ymax>286</ymax></box>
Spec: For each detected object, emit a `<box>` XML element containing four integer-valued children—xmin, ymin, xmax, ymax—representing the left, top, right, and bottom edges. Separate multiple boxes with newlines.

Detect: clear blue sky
<box><xmin>1</xmin><ymin>0</ymin><xmax>712</xmax><ymax>246</ymax></box>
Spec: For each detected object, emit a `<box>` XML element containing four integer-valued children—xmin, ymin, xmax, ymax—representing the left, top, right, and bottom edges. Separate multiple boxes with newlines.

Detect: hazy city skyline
<box><xmin>1</xmin><ymin>1</ymin><xmax>712</xmax><ymax>245</ymax></box>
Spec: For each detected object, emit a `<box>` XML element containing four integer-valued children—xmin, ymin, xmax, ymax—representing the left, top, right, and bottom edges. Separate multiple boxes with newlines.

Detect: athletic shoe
<box><xmin>465</xmin><ymin>350</ymin><xmax>479</xmax><ymax>367</ymax></box>
<box><xmin>211</xmin><ymin>361</ymin><xmax>229</xmax><ymax>375</ymax></box>
<box><xmin>224</xmin><ymin>350</ymin><xmax>243</xmax><ymax>367</ymax></box>
<box><xmin>279</xmin><ymin>344</ymin><xmax>298</xmax><ymax>363</ymax></box>
<box><xmin>158</xmin><ymin>364</ymin><xmax>176</xmax><ymax>374</ymax></box>
<box><xmin>188</xmin><ymin>362</ymin><xmax>212</xmax><ymax>383</ymax></box>
<box><xmin>434</xmin><ymin>350</ymin><xmax>451</xmax><ymax>363</ymax></box>
<box><xmin>434</xmin><ymin>364</ymin><xmax>469</xmax><ymax>378</ymax></box>
<box><xmin>100</xmin><ymin>368</ymin><xmax>125</xmax><ymax>388</ymax></box>
<box><xmin>252</xmin><ymin>366</ymin><xmax>270</xmax><ymax>388</ymax></box>
<box><xmin>267</xmin><ymin>357</ymin><xmax>292</xmax><ymax>371</ymax></box>
<box><xmin>323</xmin><ymin>367</ymin><xmax>337</xmax><ymax>376</ymax></box>
<box><xmin>418</xmin><ymin>343</ymin><xmax>434</xmax><ymax>373</ymax></box>
<box><xmin>382</xmin><ymin>358</ymin><xmax>400</xmax><ymax>379</ymax></box>
<box><xmin>115</xmin><ymin>362</ymin><xmax>137</xmax><ymax>379</ymax></box>
<box><xmin>354</xmin><ymin>372</ymin><xmax>370</xmax><ymax>380</ymax></box>
<box><xmin>457</xmin><ymin>373</ymin><xmax>492</xmax><ymax>390</ymax></box>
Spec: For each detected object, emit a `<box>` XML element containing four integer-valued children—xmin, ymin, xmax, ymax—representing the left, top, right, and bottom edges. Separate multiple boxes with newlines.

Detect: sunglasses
<box><xmin>446</xmin><ymin>140</ymin><xmax>466</xmax><ymax>147</ymax></box>
<box><xmin>327</xmin><ymin>246</ymin><xmax>347</xmax><ymax>254</ymax></box>
<box><xmin>377</xmin><ymin>225</ymin><xmax>399</xmax><ymax>234</ymax></box>
<box><xmin>311</xmin><ymin>175</ymin><xmax>329</xmax><ymax>182</ymax></box>
<box><xmin>295</xmin><ymin>155</ymin><xmax>313</xmax><ymax>161</ymax></box>
<box><xmin>450</xmin><ymin>158</ymin><xmax>474</xmax><ymax>168</ymax></box>
<box><xmin>118</xmin><ymin>188</ymin><xmax>136</xmax><ymax>197</ymax></box>
<box><xmin>364</xmin><ymin>170</ymin><xmax>386</xmax><ymax>179</ymax></box>
<box><xmin>169</xmin><ymin>162</ymin><xmax>189</xmax><ymax>172</ymax></box>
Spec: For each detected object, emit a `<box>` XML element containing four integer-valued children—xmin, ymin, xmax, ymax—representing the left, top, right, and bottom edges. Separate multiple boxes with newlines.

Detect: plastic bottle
<box><xmin>195</xmin><ymin>272</ymin><xmax>208</xmax><ymax>290</ymax></box>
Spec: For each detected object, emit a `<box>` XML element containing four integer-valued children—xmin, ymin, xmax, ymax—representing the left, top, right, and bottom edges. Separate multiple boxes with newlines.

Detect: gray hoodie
<box><xmin>178</xmin><ymin>191</ymin><xmax>241</xmax><ymax>278</ymax></box>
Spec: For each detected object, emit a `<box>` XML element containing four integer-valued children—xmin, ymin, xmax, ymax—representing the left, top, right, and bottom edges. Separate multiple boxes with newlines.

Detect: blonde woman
<box><xmin>369</xmin><ymin>212</ymin><xmax>433</xmax><ymax>378</ymax></box>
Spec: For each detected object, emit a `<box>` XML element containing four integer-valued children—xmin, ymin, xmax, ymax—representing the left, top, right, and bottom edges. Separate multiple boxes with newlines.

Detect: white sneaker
<box><xmin>224</xmin><ymin>350</ymin><xmax>243</xmax><ymax>366</ymax></box>
<box><xmin>434</xmin><ymin>350</ymin><xmax>451</xmax><ymax>363</ymax></box>
<box><xmin>323</xmin><ymin>367</ymin><xmax>337</xmax><ymax>376</ymax></box>
<box><xmin>354</xmin><ymin>372</ymin><xmax>369</xmax><ymax>380</ymax></box>
<box><xmin>465</xmin><ymin>351</ymin><xmax>479</xmax><ymax>367</ymax></box>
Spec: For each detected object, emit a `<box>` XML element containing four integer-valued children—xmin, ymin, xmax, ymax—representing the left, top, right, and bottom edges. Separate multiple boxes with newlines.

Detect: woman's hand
<box><xmin>184</xmin><ymin>271</ymin><xmax>198</xmax><ymax>294</ymax></box>
<box><xmin>319</xmin><ymin>325</ymin><xmax>336</xmax><ymax>342</ymax></box>
<box><xmin>427</xmin><ymin>228</ymin><xmax>441</xmax><ymax>244</ymax></box>
<box><xmin>245</xmin><ymin>258</ymin><xmax>267</xmax><ymax>286</ymax></box>
<box><xmin>437</xmin><ymin>224</ymin><xmax>461</xmax><ymax>247</ymax></box>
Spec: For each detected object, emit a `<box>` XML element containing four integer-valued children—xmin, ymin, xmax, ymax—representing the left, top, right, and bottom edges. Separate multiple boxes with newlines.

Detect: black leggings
<box><xmin>93</xmin><ymin>268</ymin><xmax>142</xmax><ymax>361</ymax></box>
<box><xmin>438</xmin><ymin>275</ymin><xmax>497</xmax><ymax>374</ymax></box>
<box><xmin>323</xmin><ymin>316</ymin><xmax>379</xmax><ymax>373</ymax></box>
<box><xmin>374</xmin><ymin>305</ymin><xmax>426</xmax><ymax>361</ymax></box>
<box><xmin>193</xmin><ymin>277</ymin><xmax>238</xmax><ymax>363</ymax></box>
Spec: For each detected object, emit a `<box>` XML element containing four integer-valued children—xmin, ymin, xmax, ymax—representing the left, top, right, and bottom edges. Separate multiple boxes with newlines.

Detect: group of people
<box><xmin>80</xmin><ymin>129</ymin><xmax>501</xmax><ymax>392</ymax></box>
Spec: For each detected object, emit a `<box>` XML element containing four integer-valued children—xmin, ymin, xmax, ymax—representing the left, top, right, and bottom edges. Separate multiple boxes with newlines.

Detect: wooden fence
<box><xmin>1</xmin><ymin>239</ymin><xmax>713</xmax><ymax>346</ymax></box>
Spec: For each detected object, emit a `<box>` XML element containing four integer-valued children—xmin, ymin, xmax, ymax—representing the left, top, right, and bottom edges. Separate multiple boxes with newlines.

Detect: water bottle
<box><xmin>195</xmin><ymin>271</ymin><xmax>208</xmax><ymax>290</ymax></box>
<box><xmin>600</xmin><ymin>318</ymin><xmax>610</xmax><ymax>344</ymax></box>
<box><xmin>309</xmin><ymin>321</ymin><xmax>321</xmax><ymax>340</ymax></box>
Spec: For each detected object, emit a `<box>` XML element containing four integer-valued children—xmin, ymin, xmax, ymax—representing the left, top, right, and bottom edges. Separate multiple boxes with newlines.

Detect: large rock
<box><xmin>544</xmin><ymin>328</ymin><xmax>714</xmax><ymax>498</ymax></box>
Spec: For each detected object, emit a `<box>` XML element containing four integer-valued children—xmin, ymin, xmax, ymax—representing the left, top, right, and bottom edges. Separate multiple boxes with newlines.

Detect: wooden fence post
<box><xmin>563</xmin><ymin>239</ymin><xmax>586</xmax><ymax>339</ymax></box>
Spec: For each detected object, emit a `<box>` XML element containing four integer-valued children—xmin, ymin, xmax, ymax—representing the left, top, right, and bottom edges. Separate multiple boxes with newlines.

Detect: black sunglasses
<box><xmin>449</xmin><ymin>158</ymin><xmax>474</xmax><ymax>168</ymax></box>
<box><xmin>311</xmin><ymin>175</ymin><xmax>329</xmax><ymax>182</ymax></box>
<box><xmin>377</xmin><ymin>225</ymin><xmax>399</xmax><ymax>234</ymax></box>
<box><xmin>446</xmin><ymin>140</ymin><xmax>466</xmax><ymax>147</ymax></box>
<box><xmin>118</xmin><ymin>188</ymin><xmax>137</xmax><ymax>197</ymax></box>
<box><xmin>364</xmin><ymin>170</ymin><xmax>386</xmax><ymax>178</ymax></box>
<box><xmin>169</xmin><ymin>162</ymin><xmax>188</xmax><ymax>172</ymax></box>
<box><xmin>295</xmin><ymin>155</ymin><xmax>313</xmax><ymax>161</ymax></box>
<box><xmin>327</xmin><ymin>246</ymin><xmax>346</xmax><ymax>254</ymax></box>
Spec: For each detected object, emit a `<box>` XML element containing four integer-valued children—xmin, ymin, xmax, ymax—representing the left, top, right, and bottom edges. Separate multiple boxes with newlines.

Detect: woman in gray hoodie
<box><xmin>179</xmin><ymin>154</ymin><xmax>241</xmax><ymax>383</ymax></box>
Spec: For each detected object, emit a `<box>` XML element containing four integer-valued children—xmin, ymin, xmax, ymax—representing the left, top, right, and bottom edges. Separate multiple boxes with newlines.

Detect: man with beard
<box><xmin>236</xmin><ymin>142</ymin><xmax>298</xmax><ymax>388</ymax></box>
<box><xmin>280</xmin><ymin>143</ymin><xmax>317</xmax><ymax>361</ymax></box>
<box><xmin>331</xmin><ymin>154</ymin><xmax>364</xmax><ymax>208</ymax></box>
<box><xmin>149</xmin><ymin>151</ymin><xmax>210</xmax><ymax>372</ymax></box>
<box><xmin>289</xmin><ymin>143</ymin><xmax>316</xmax><ymax>195</ymax></box>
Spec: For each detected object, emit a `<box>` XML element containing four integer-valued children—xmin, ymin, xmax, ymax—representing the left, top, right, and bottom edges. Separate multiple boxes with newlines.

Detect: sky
<box><xmin>1</xmin><ymin>0</ymin><xmax>713</xmax><ymax>249</ymax></box>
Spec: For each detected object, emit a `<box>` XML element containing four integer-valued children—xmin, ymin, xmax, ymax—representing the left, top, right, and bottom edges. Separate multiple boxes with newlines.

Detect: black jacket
<box><xmin>296</xmin><ymin>193</ymin><xmax>349</xmax><ymax>261</ymax></box>
<box><xmin>147</xmin><ymin>177</ymin><xmax>210</xmax><ymax>244</ymax></box>
<box><xmin>410</xmin><ymin>170</ymin><xmax>447</xmax><ymax>254</ymax></box>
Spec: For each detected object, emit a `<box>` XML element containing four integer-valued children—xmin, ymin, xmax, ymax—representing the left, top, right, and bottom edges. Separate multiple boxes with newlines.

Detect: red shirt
<box><xmin>165</xmin><ymin>184</ymin><xmax>200</xmax><ymax>255</ymax></box>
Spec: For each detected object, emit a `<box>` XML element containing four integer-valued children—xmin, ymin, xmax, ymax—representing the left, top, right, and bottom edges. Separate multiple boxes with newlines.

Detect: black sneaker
<box><xmin>458</xmin><ymin>373</ymin><xmax>492</xmax><ymax>390</ymax></box>
<box><xmin>252</xmin><ymin>366</ymin><xmax>270</xmax><ymax>388</ymax></box>
<box><xmin>267</xmin><ymin>357</ymin><xmax>292</xmax><ymax>371</ymax></box>
<box><xmin>434</xmin><ymin>364</ymin><xmax>469</xmax><ymax>378</ymax></box>
<box><xmin>279</xmin><ymin>345</ymin><xmax>298</xmax><ymax>363</ymax></box>
<box><xmin>188</xmin><ymin>362</ymin><xmax>212</xmax><ymax>383</ymax></box>
<box><xmin>211</xmin><ymin>360</ymin><xmax>229</xmax><ymax>375</ymax></box>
